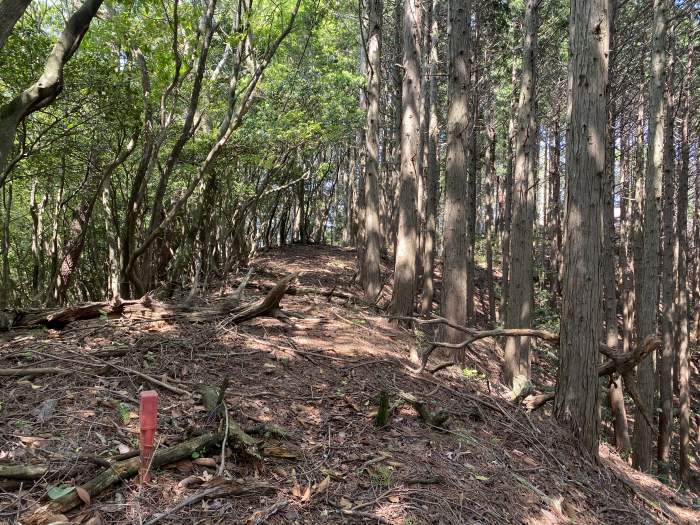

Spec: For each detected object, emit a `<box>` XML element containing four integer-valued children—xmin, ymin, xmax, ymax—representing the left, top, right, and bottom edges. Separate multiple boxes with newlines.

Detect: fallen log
<box><xmin>24</xmin><ymin>423</ymin><xmax>262</xmax><ymax>524</ymax></box>
<box><xmin>0</xmin><ymin>464</ymin><xmax>49</xmax><ymax>480</ymax></box>
<box><xmin>1</xmin><ymin>273</ymin><xmax>299</xmax><ymax>331</ymax></box>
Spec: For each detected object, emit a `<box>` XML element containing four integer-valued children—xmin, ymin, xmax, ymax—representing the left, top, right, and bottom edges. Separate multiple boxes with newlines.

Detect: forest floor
<box><xmin>1</xmin><ymin>244</ymin><xmax>700</xmax><ymax>524</ymax></box>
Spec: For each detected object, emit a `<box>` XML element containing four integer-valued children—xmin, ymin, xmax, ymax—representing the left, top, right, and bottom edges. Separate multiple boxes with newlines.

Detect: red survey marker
<box><xmin>139</xmin><ymin>390</ymin><xmax>158</xmax><ymax>483</ymax></box>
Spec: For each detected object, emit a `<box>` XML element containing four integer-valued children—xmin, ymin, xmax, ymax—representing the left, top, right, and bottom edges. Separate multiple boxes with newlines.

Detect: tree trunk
<box><xmin>657</xmin><ymin>35</ymin><xmax>675</xmax><ymax>472</ymax></box>
<box><xmin>361</xmin><ymin>0</ymin><xmax>383</xmax><ymax>301</ymax></box>
<box><xmin>548</xmin><ymin>110</ymin><xmax>561</xmax><ymax>306</ymax></box>
<box><xmin>391</xmin><ymin>0</ymin><xmax>421</xmax><ymax>319</ymax></box>
<box><xmin>504</xmin><ymin>0</ymin><xmax>537</xmax><ymax>387</ymax></box>
<box><xmin>0</xmin><ymin>0</ymin><xmax>31</xmax><ymax>51</ymax></box>
<box><xmin>500</xmin><ymin>52</ymin><xmax>518</xmax><ymax>322</ymax></box>
<box><xmin>0</xmin><ymin>0</ymin><xmax>104</xmax><ymax>183</ymax></box>
<box><xmin>676</xmin><ymin>44</ymin><xmax>692</xmax><ymax>482</ymax></box>
<box><xmin>1</xmin><ymin>181</ymin><xmax>11</xmax><ymax>308</ymax></box>
<box><xmin>554</xmin><ymin>0</ymin><xmax>609</xmax><ymax>458</ymax></box>
<box><xmin>419</xmin><ymin>0</ymin><xmax>439</xmax><ymax>316</ymax></box>
<box><xmin>632</xmin><ymin>0</ymin><xmax>667</xmax><ymax>472</ymax></box>
<box><xmin>466</xmin><ymin>16</ymin><xmax>480</xmax><ymax>322</ymax></box>
<box><xmin>484</xmin><ymin>109</ymin><xmax>496</xmax><ymax>326</ymax></box>
<box><xmin>440</xmin><ymin>0</ymin><xmax>470</xmax><ymax>350</ymax></box>
<box><xmin>602</xmin><ymin>2</ymin><xmax>630</xmax><ymax>453</ymax></box>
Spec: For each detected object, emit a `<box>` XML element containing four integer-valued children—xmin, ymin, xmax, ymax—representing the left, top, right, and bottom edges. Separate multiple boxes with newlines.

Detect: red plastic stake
<box><xmin>139</xmin><ymin>390</ymin><xmax>158</xmax><ymax>483</ymax></box>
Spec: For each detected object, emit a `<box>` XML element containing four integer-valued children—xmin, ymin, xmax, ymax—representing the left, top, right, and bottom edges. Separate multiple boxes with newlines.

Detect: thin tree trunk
<box><xmin>657</xmin><ymin>34</ymin><xmax>675</xmax><ymax>472</ymax></box>
<box><xmin>361</xmin><ymin>0</ymin><xmax>383</xmax><ymax>301</ymax></box>
<box><xmin>484</xmin><ymin>109</ymin><xmax>496</xmax><ymax>326</ymax></box>
<box><xmin>632</xmin><ymin>0</ymin><xmax>668</xmax><ymax>472</ymax></box>
<box><xmin>419</xmin><ymin>0</ymin><xmax>439</xmax><ymax>316</ymax></box>
<box><xmin>676</xmin><ymin>44</ymin><xmax>692</xmax><ymax>481</ymax></box>
<box><xmin>440</xmin><ymin>0</ymin><xmax>470</xmax><ymax>351</ymax></box>
<box><xmin>504</xmin><ymin>0</ymin><xmax>538</xmax><ymax>388</ymax></box>
<box><xmin>1</xmin><ymin>181</ymin><xmax>11</xmax><ymax>308</ymax></box>
<box><xmin>500</xmin><ymin>52</ymin><xmax>518</xmax><ymax>322</ymax></box>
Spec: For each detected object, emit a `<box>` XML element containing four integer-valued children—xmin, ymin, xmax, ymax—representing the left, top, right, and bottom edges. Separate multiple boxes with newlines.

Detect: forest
<box><xmin>0</xmin><ymin>0</ymin><xmax>699</xmax><ymax>523</ymax></box>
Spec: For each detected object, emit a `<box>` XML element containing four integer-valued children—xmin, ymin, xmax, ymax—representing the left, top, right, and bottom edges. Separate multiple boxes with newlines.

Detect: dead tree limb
<box><xmin>226</xmin><ymin>272</ymin><xmax>298</xmax><ymax>322</ymax></box>
<box><xmin>523</xmin><ymin>336</ymin><xmax>661</xmax><ymax>428</ymax></box>
<box><xmin>1</xmin><ymin>273</ymin><xmax>300</xmax><ymax>331</ymax></box>
<box><xmin>24</xmin><ymin>424</ymin><xmax>262</xmax><ymax>524</ymax></box>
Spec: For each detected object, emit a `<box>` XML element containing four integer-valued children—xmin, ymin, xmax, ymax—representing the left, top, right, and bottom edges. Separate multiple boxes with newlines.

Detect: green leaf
<box><xmin>47</xmin><ymin>484</ymin><xmax>75</xmax><ymax>500</ymax></box>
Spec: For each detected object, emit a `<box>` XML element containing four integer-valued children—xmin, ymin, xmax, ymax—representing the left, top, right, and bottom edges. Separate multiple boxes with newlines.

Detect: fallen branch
<box><xmin>0</xmin><ymin>465</ymin><xmax>49</xmax><ymax>480</ymax></box>
<box><xmin>522</xmin><ymin>336</ymin><xmax>661</xmax><ymax>429</ymax></box>
<box><xmin>226</xmin><ymin>272</ymin><xmax>299</xmax><ymax>322</ymax></box>
<box><xmin>2</xmin><ymin>273</ymin><xmax>301</xmax><ymax>331</ymax></box>
<box><xmin>25</xmin><ymin>425</ymin><xmax>261</xmax><ymax>524</ymax></box>
<box><xmin>144</xmin><ymin>481</ymin><xmax>276</xmax><ymax>525</ymax></box>
<box><xmin>0</xmin><ymin>367</ymin><xmax>68</xmax><ymax>376</ymax></box>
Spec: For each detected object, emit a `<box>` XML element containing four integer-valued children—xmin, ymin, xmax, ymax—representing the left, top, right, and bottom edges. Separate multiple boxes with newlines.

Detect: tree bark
<box><xmin>554</xmin><ymin>0</ymin><xmax>609</xmax><ymax>458</ymax></box>
<box><xmin>0</xmin><ymin>0</ymin><xmax>31</xmax><ymax>51</ymax></box>
<box><xmin>484</xmin><ymin>109</ymin><xmax>496</xmax><ymax>326</ymax></box>
<box><xmin>0</xmin><ymin>0</ymin><xmax>104</xmax><ymax>184</ymax></box>
<box><xmin>602</xmin><ymin>1</ymin><xmax>630</xmax><ymax>453</ymax></box>
<box><xmin>632</xmin><ymin>0</ymin><xmax>667</xmax><ymax>472</ymax></box>
<box><xmin>391</xmin><ymin>0</ymin><xmax>421</xmax><ymax>319</ymax></box>
<box><xmin>657</xmin><ymin>34</ymin><xmax>675</xmax><ymax>472</ymax></box>
<box><xmin>361</xmin><ymin>0</ymin><xmax>383</xmax><ymax>301</ymax></box>
<box><xmin>504</xmin><ymin>0</ymin><xmax>538</xmax><ymax>387</ymax></box>
<box><xmin>440</xmin><ymin>0</ymin><xmax>470</xmax><ymax>351</ymax></box>
<box><xmin>419</xmin><ymin>0</ymin><xmax>438</xmax><ymax>316</ymax></box>
<box><xmin>676</xmin><ymin>43</ymin><xmax>691</xmax><ymax>482</ymax></box>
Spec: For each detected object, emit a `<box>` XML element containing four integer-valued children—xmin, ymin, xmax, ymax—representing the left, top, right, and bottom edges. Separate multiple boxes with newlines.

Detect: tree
<box><xmin>419</xmin><ymin>0</ymin><xmax>439</xmax><ymax>316</ymax></box>
<box><xmin>391</xmin><ymin>0</ymin><xmax>421</xmax><ymax>318</ymax></box>
<box><xmin>361</xmin><ymin>0</ymin><xmax>383</xmax><ymax>301</ymax></box>
<box><xmin>440</xmin><ymin>0</ymin><xmax>470</xmax><ymax>349</ymax></box>
<box><xmin>0</xmin><ymin>0</ymin><xmax>104</xmax><ymax>183</ymax></box>
<box><xmin>554</xmin><ymin>0</ymin><xmax>610</xmax><ymax>457</ymax></box>
<box><xmin>504</xmin><ymin>0</ymin><xmax>538</xmax><ymax>387</ymax></box>
<box><xmin>633</xmin><ymin>0</ymin><xmax>668</xmax><ymax>472</ymax></box>
<box><xmin>0</xmin><ymin>0</ymin><xmax>31</xmax><ymax>51</ymax></box>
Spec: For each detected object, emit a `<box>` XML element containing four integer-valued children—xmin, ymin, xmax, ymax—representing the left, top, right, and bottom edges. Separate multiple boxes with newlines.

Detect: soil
<box><xmin>1</xmin><ymin>244</ymin><xmax>698</xmax><ymax>524</ymax></box>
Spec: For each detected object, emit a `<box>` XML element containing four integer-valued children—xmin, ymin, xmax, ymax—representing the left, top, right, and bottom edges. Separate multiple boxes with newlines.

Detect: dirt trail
<box><xmin>1</xmin><ymin>245</ymin><xmax>698</xmax><ymax>524</ymax></box>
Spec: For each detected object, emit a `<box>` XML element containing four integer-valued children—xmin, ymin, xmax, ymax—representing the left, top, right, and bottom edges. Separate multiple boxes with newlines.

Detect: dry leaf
<box><xmin>387</xmin><ymin>495</ymin><xmax>400</xmax><ymax>503</ymax></box>
<box><xmin>117</xmin><ymin>444</ymin><xmax>131</xmax><ymax>454</ymax></box>
<box><xmin>301</xmin><ymin>484</ymin><xmax>311</xmax><ymax>502</ymax></box>
<box><xmin>75</xmin><ymin>487</ymin><xmax>91</xmax><ymax>506</ymax></box>
<box><xmin>313</xmin><ymin>476</ymin><xmax>330</xmax><ymax>495</ymax></box>
<box><xmin>177</xmin><ymin>475</ymin><xmax>204</xmax><ymax>488</ymax></box>
<box><xmin>193</xmin><ymin>457</ymin><xmax>217</xmax><ymax>467</ymax></box>
<box><xmin>339</xmin><ymin>497</ymin><xmax>353</xmax><ymax>509</ymax></box>
<box><xmin>291</xmin><ymin>483</ymin><xmax>302</xmax><ymax>499</ymax></box>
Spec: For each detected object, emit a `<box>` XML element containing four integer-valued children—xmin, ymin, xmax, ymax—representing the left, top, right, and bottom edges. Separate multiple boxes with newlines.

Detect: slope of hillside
<box><xmin>1</xmin><ymin>245</ymin><xmax>698</xmax><ymax>524</ymax></box>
